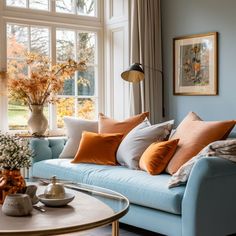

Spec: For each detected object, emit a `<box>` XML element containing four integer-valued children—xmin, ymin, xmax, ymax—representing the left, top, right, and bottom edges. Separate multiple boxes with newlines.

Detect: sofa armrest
<box><xmin>30</xmin><ymin>138</ymin><xmax>66</xmax><ymax>163</ymax></box>
<box><xmin>182</xmin><ymin>157</ymin><xmax>236</xmax><ymax>236</ymax></box>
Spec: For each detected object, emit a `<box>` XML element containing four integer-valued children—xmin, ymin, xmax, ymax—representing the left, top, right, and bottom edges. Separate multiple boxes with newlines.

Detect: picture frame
<box><xmin>173</xmin><ymin>32</ymin><xmax>218</xmax><ymax>95</ymax></box>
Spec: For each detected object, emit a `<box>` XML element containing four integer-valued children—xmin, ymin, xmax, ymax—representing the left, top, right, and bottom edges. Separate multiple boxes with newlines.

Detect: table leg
<box><xmin>112</xmin><ymin>221</ymin><xmax>119</xmax><ymax>236</ymax></box>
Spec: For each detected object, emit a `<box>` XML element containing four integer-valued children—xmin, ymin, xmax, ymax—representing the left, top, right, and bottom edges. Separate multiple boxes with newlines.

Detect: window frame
<box><xmin>0</xmin><ymin>0</ymin><xmax>104</xmax><ymax>132</ymax></box>
<box><xmin>3</xmin><ymin>0</ymin><xmax>102</xmax><ymax>24</ymax></box>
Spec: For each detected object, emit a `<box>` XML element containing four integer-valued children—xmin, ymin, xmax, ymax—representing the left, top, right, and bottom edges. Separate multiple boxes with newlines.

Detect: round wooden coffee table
<box><xmin>0</xmin><ymin>182</ymin><xmax>129</xmax><ymax>236</ymax></box>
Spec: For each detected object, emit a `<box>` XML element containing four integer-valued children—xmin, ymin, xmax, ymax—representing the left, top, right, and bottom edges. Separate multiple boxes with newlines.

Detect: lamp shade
<box><xmin>121</xmin><ymin>63</ymin><xmax>144</xmax><ymax>83</ymax></box>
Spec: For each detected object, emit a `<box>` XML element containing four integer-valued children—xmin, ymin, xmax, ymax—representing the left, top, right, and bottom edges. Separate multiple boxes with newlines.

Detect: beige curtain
<box><xmin>130</xmin><ymin>0</ymin><xmax>163</xmax><ymax>124</ymax></box>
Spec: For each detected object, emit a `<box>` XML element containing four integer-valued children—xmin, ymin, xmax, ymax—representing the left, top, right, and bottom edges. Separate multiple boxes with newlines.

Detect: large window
<box><xmin>6</xmin><ymin>0</ymin><xmax>96</xmax><ymax>16</ymax></box>
<box><xmin>1</xmin><ymin>0</ymin><xmax>101</xmax><ymax>131</ymax></box>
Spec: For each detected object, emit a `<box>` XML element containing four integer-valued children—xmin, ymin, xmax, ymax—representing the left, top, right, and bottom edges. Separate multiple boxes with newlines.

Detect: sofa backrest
<box><xmin>30</xmin><ymin>132</ymin><xmax>236</xmax><ymax>164</ymax></box>
<box><xmin>30</xmin><ymin>138</ymin><xmax>67</xmax><ymax>163</ymax></box>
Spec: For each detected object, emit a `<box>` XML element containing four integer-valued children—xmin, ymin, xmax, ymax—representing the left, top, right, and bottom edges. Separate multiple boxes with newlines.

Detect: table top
<box><xmin>0</xmin><ymin>182</ymin><xmax>129</xmax><ymax>235</ymax></box>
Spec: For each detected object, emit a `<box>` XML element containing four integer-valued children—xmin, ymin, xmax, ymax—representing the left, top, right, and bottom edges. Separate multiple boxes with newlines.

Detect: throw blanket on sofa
<box><xmin>168</xmin><ymin>139</ymin><xmax>236</xmax><ymax>188</ymax></box>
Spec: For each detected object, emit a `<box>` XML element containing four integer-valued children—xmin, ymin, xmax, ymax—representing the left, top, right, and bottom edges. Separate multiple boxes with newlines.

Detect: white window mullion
<box><xmin>73</xmin><ymin>0</ymin><xmax>77</xmax><ymax>15</ymax></box>
<box><xmin>0</xmin><ymin>9</ymin><xmax>4</xmax><ymax>131</ymax></box>
<box><xmin>94</xmin><ymin>65</ymin><xmax>99</xmax><ymax>116</ymax></box>
<box><xmin>50</xmin><ymin>26</ymin><xmax>57</xmax><ymax>130</ymax></box>
<box><xmin>74</xmin><ymin>29</ymin><xmax>78</xmax><ymax>117</ymax></box>
<box><xmin>74</xmin><ymin>97</ymin><xmax>78</xmax><ymax>117</ymax></box>
<box><xmin>1</xmin><ymin>20</ymin><xmax>8</xmax><ymax>132</ymax></box>
<box><xmin>50</xmin><ymin>0</ymin><xmax>55</xmax><ymax>13</ymax></box>
<box><xmin>28</xmin><ymin>25</ymin><xmax>31</xmax><ymax>54</ymax></box>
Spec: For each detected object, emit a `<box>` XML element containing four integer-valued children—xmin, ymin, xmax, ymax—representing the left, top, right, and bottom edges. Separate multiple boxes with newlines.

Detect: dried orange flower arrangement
<box><xmin>8</xmin><ymin>52</ymin><xmax>87</xmax><ymax>109</ymax></box>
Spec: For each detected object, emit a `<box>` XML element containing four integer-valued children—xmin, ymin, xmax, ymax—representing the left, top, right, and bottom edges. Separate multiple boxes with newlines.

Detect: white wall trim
<box><xmin>104</xmin><ymin>0</ymin><xmax>130</xmax><ymax>119</ymax></box>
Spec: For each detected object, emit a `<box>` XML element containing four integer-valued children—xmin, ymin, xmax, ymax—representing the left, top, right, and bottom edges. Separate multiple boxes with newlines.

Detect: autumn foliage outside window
<box><xmin>8</xmin><ymin>53</ymin><xmax>87</xmax><ymax>108</ymax></box>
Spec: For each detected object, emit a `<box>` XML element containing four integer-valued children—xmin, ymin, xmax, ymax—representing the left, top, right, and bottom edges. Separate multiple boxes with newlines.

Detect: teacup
<box><xmin>2</xmin><ymin>193</ymin><xmax>33</xmax><ymax>216</ymax></box>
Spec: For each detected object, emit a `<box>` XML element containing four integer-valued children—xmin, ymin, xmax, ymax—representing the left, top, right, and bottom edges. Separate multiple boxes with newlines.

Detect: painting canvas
<box><xmin>173</xmin><ymin>32</ymin><xmax>218</xmax><ymax>95</ymax></box>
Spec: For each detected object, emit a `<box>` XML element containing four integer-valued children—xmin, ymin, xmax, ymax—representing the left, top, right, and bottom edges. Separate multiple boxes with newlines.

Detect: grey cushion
<box><xmin>116</xmin><ymin>120</ymin><xmax>174</xmax><ymax>169</ymax></box>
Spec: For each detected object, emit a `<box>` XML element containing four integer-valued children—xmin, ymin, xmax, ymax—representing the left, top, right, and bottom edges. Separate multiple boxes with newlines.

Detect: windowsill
<box><xmin>8</xmin><ymin>129</ymin><xmax>66</xmax><ymax>137</ymax></box>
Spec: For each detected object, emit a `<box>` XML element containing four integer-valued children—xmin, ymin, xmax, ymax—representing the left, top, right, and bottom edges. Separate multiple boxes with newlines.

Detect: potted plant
<box><xmin>0</xmin><ymin>133</ymin><xmax>33</xmax><ymax>204</ymax></box>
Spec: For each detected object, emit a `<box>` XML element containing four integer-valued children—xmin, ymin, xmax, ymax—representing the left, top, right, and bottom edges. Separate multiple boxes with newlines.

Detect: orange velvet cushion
<box><xmin>98</xmin><ymin>112</ymin><xmax>149</xmax><ymax>137</ymax></box>
<box><xmin>139</xmin><ymin>139</ymin><xmax>179</xmax><ymax>175</ymax></box>
<box><xmin>166</xmin><ymin>112</ymin><xmax>236</xmax><ymax>175</ymax></box>
<box><xmin>71</xmin><ymin>131</ymin><xmax>123</xmax><ymax>165</ymax></box>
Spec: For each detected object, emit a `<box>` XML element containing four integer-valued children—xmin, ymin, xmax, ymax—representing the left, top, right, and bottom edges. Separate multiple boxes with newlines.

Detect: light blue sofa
<box><xmin>30</xmin><ymin>136</ymin><xmax>236</xmax><ymax>236</ymax></box>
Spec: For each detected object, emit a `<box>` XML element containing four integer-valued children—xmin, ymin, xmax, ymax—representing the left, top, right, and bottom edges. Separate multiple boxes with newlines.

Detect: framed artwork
<box><xmin>173</xmin><ymin>32</ymin><xmax>218</xmax><ymax>95</ymax></box>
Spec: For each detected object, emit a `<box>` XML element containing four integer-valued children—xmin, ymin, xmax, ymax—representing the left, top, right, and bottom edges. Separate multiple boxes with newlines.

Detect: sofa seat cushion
<box><xmin>32</xmin><ymin>159</ymin><xmax>185</xmax><ymax>215</ymax></box>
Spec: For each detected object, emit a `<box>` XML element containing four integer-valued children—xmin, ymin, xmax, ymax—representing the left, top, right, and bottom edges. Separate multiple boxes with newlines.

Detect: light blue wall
<box><xmin>162</xmin><ymin>0</ymin><xmax>236</xmax><ymax>125</ymax></box>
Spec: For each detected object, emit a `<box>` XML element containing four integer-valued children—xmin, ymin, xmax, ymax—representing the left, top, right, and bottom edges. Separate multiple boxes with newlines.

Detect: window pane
<box><xmin>8</xmin><ymin>100</ymin><xmax>29</xmax><ymax>130</ymax></box>
<box><xmin>31</xmin><ymin>27</ymin><xmax>50</xmax><ymax>56</ymax></box>
<box><xmin>7</xmin><ymin>24</ymin><xmax>28</xmax><ymax>58</ymax></box>
<box><xmin>77</xmin><ymin>32</ymin><xmax>96</xmax><ymax>63</ymax></box>
<box><xmin>76</xmin><ymin>0</ymin><xmax>95</xmax><ymax>16</ymax></box>
<box><xmin>77</xmin><ymin>66</ymin><xmax>95</xmax><ymax>96</ymax></box>
<box><xmin>29</xmin><ymin>0</ymin><xmax>49</xmax><ymax>10</ymax></box>
<box><xmin>7</xmin><ymin>59</ymin><xmax>28</xmax><ymax>77</ymax></box>
<box><xmin>56</xmin><ymin>0</ymin><xmax>74</xmax><ymax>14</ymax></box>
<box><xmin>6</xmin><ymin>0</ymin><xmax>26</xmax><ymax>8</ymax></box>
<box><xmin>77</xmin><ymin>98</ymin><xmax>96</xmax><ymax>120</ymax></box>
<box><xmin>56</xmin><ymin>29</ymin><xmax>75</xmax><ymax>61</ymax></box>
<box><xmin>57</xmin><ymin>97</ymin><xmax>75</xmax><ymax>128</ymax></box>
<box><xmin>59</xmin><ymin>78</ymin><xmax>75</xmax><ymax>96</ymax></box>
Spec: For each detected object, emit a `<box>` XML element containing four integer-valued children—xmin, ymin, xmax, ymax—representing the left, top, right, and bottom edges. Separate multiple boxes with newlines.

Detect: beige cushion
<box><xmin>166</xmin><ymin>112</ymin><xmax>236</xmax><ymax>174</ymax></box>
<box><xmin>59</xmin><ymin>117</ymin><xmax>98</xmax><ymax>159</ymax></box>
<box><xmin>98</xmin><ymin>112</ymin><xmax>149</xmax><ymax>137</ymax></box>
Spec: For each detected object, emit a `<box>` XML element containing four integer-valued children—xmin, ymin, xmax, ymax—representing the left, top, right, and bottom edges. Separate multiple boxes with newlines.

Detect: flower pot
<box><xmin>0</xmin><ymin>169</ymin><xmax>26</xmax><ymax>204</ymax></box>
<box><xmin>28</xmin><ymin>104</ymin><xmax>48</xmax><ymax>136</ymax></box>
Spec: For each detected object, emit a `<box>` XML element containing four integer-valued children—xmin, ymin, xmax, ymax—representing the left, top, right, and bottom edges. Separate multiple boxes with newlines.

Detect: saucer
<box><xmin>38</xmin><ymin>193</ymin><xmax>75</xmax><ymax>207</ymax></box>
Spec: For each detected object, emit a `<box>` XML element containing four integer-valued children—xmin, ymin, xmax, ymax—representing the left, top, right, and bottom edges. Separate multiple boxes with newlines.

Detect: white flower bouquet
<box><xmin>0</xmin><ymin>133</ymin><xmax>32</xmax><ymax>170</ymax></box>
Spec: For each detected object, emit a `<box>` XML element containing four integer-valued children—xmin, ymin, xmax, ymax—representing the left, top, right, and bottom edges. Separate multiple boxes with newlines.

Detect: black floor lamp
<box><xmin>121</xmin><ymin>63</ymin><xmax>145</xmax><ymax>114</ymax></box>
<box><xmin>121</xmin><ymin>63</ymin><xmax>164</xmax><ymax>117</ymax></box>
<box><xmin>121</xmin><ymin>63</ymin><xmax>145</xmax><ymax>83</ymax></box>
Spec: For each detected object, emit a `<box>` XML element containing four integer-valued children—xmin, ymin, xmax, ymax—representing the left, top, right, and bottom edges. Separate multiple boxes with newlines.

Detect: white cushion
<box><xmin>59</xmin><ymin>117</ymin><xmax>98</xmax><ymax>158</ymax></box>
<box><xmin>116</xmin><ymin>120</ymin><xmax>174</xmax><ymax>169</ymax></box>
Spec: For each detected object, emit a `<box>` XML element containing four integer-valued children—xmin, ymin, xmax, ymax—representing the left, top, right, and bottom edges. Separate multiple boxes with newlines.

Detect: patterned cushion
<box><xmin>168</xmin><ymin>139</ymin><xmax>236</xmax><ymax>188</ymax></box>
